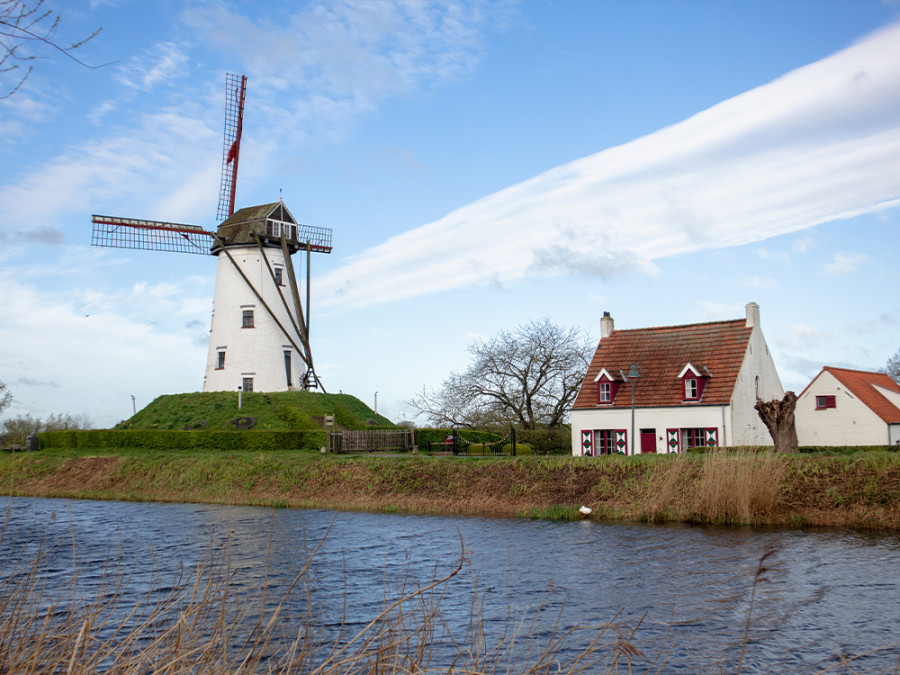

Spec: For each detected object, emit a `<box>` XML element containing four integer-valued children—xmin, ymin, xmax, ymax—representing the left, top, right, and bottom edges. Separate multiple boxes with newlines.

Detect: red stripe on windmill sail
<box><xmin>227</xmin><ymin>141</ymin><xmax>237</xmax><ymax>163</ymax></box>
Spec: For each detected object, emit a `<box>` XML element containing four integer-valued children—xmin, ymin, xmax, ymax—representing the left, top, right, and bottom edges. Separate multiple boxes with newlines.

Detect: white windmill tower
<box><xmin>91</xmin><ymin>74</ymin><xmax>332</xmax><ymax>393</ymax></box>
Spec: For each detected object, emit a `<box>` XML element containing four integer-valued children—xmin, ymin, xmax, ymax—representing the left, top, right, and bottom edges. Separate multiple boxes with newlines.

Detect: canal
<box><xmin>2</xmin><ymin>497</ymin><xmax>898</xmax><ymax>672</ymax></box>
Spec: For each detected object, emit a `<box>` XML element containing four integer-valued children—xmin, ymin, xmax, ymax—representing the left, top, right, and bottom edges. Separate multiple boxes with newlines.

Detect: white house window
<box><xmin>599</xmin><ymin>381</ymin><xmax>611</xmax><ymax>403</ymax></box>
<box><xmin>816</xmin><ymin>395</ymin><xmax>836</xmax><ymax>409</ymax></box>
<box><xmin>594</xmin><ymin>430</ymin><xmax>616</xmax><ymax>455</ymax></box>
<box><xmin>681</xmin><ymin>427</ymin><xmax>717</xmax><ymax>449</ymax></box>
<box><xmin>217</xmin><ymin>351</ymin><xmax>225</xmax><ymax>369</ymax></box>
<box><xmin>267</xmin><ymin>220</ymin><xmax>281</xmax><ymax>237</ymax></box>
<box><xmin>685</xmin><ymin>378</ymin><xmax>699</xmax><ymax>400</ymax></box>
<box><xmin>242</xmin><ymin>309</ymin><xmax>254</xmax><ymax>328</ymax></box>
<box><xmin>242</xmin><ymin>377</ymin><xmax>254</xmax><ymax>392</ymax></box>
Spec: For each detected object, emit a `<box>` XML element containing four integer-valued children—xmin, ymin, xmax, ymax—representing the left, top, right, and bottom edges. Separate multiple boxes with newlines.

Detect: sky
<box><xmin>1</xmin><ymin>0</ymin><xmax>899</xmax><ymax>428</ymax></box>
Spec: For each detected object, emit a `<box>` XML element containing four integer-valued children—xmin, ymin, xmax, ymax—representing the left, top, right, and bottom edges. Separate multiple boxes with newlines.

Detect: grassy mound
<box><xmin>115</xmin><ymin>391</ymin><xmax>394</xmax><ymax>431</ymax></box>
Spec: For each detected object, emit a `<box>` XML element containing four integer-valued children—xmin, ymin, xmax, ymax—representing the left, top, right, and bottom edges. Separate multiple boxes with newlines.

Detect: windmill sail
<box><xmin>217</xmin><ymin>73</ymin><xmax>247</xmax><ymax>222</ymax></box>
<box><xmin>91</xmin><ymin>215</ymin><xmax>214</xmax><ymax>255</ymax></box>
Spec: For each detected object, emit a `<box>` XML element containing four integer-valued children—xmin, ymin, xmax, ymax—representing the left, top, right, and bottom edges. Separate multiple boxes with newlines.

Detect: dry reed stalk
<box><xmin>643</xmin><ymin>454</ymin><xmax>697</xmax><ymax>521</ymax></box>
<box><xmin>697</xmin><ymin>451</ymin><xmax>786</xmax><ymax>525</ymax></box>
<box><xmin>0</xmin><ymin>510</ymin><xmax>650</xmax><ymax>674</ymax></box>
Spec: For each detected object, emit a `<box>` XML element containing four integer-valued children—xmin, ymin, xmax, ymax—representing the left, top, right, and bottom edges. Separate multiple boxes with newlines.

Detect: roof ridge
<box><xmin>610</xmin><ymin>318</ymin><xmax>747</xmax><ymax>334</ymax></box>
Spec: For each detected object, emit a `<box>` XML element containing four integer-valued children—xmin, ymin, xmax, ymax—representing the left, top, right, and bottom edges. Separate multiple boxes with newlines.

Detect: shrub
<box><xmin>516</xmin><ymin>428</ymin><xmax>570</xmax><ymax>455</ymax></box>
<box><xmin>38</xmin><ymin>429</ymin><xmax>326</xmax><ymax>452</ymax></box>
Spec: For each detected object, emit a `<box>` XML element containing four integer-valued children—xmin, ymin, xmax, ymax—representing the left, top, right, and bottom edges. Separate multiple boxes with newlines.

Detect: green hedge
<box><xmin>39</xmin><ymin>429</ymin><xmax>326</xmax><ymax>452</ymax></box>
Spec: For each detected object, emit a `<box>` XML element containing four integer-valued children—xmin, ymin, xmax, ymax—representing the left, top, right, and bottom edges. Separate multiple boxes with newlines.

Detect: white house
<box><xmin>203</xmin><ymin>202</ymin><xmax>327</xmax><ymax>394</ymax></box>
<box><xmin>796</xmin><ymin>367</ymin><xmax>900</xmax><ymax>447</ymax></box>
<box><xmin>570</xmin><ymin>303</ymin><xmax>784</xmax><ymax>455</ymax></box>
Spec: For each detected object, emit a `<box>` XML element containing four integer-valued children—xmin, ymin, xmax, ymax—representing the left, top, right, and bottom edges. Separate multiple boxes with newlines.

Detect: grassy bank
<box><xmin>2</xmin><ymin>448</ymin><xmax>899</xmax><ymax>529</ymax></box>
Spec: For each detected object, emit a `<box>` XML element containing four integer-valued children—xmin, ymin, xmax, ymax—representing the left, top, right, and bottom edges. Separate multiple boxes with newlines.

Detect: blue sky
<box><xmin>1</xmin><ymin>0</ymin><xmax>898</xmax><ymax>427</ymax></box>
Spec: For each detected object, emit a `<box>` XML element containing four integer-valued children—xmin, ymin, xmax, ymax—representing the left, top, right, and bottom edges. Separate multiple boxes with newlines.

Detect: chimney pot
<box><xmin>746</xmin><ymin>302</ymin><xmax>760</xmax><ymax>328</ymax></box>
<box><xmin>600</xmin><ymin>312</ymin><xmax>615</xmax><ymax>339</ymax></box>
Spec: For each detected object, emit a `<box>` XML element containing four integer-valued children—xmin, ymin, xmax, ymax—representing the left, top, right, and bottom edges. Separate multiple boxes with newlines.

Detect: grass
<box><xmin>115</xmin><ymin>390</ymin><xmax>395</xmax><ymax>431</ymax></box>
<box><xmin>2</xmin><ymin>449</ymin><xmax>899</xmax><ymax>529</ymax></box>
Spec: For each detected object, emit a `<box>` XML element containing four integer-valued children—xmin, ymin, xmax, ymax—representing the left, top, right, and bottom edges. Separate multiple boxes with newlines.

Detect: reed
<box><xmin>0</xmin><ymin>517</ymin><xmax>642</xmax><ymax>674</ymax></box>
<box><xmin>697</xmin><ymin>450</ymin><xmax>786</xmax><ymax>525</ymax></box>
<box><xmin>641</xmin><ymin>451</ymin><xmax>788</xmax><ymax>525</ymax></box>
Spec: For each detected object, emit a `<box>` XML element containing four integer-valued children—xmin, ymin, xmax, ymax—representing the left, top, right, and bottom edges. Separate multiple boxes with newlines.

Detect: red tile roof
<box><xmin>814</xmin><ymin>367</ymin><xmax>900</xmax><ymax>424</ymax></box>
<box><xmin>573</xmin><ymin>318</ymin><xmax>752</xmax><ymax>409</ymax></box>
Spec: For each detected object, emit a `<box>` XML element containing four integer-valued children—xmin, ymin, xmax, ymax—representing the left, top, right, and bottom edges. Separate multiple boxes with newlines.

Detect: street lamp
<box><xmin>621</xmin><ymin>364</ymin><xmax>642</xmax><ymax>456</ymax></box>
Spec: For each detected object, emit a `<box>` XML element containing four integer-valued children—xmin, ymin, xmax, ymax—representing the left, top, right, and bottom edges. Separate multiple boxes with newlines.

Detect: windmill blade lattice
<box><xmin>217</xmin><ymin>73</ymin><xmax>247</xmax><ymax>222</ymax></box>
<box><xmin>91</xmin><ymin>215</ymin><xmax>214</xmax><ymax>255</ymax></box>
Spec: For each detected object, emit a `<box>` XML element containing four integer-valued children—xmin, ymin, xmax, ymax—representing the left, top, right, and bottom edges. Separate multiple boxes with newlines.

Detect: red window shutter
<box><xmin>705</xmin><ymin>428</ymin><xmax>718</xmax><ymax>447</ymax></box>
<box><xmin>581</xmin><ymin>430</ymin><xmax>593</xmax><ymax>456</ymax></box>
<box><xmin>666</xmin><ymin>429</ymin><xmax>680</xmax><ymax>453</ymax></box>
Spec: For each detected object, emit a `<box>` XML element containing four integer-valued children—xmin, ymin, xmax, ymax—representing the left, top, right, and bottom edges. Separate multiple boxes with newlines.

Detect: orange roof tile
<box><xmin>573</xmin><ymin>318</ymin><xmax>751</xmax><ymax>409</ymax></box>
<box><xmin>816</xmin><ymin>367</ymin><xmax>900</xmax><ymax>424</ymax></box>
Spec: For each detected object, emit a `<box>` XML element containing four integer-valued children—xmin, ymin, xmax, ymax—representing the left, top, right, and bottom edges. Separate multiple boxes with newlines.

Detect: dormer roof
<box><xmin>573</xmin><ymin>318</ymin><xmax>752</xmax><ymax>409</ymax></box>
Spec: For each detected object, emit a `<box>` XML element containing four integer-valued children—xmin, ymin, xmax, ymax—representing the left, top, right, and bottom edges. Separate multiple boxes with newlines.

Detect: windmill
<box><xmin>91</xmin><ymin>73</ymin><xmax>332</xmax><ymax>394</ymax></box>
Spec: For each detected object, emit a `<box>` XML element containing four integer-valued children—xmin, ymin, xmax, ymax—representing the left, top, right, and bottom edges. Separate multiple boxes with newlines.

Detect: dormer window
<box><xmin>600</xmin><ymin>381</ymin><xmax>612</xmax><ymax>402</ymax></box>
<box><xmin>678</xmin><ymin>364</ymin><xmax>708</xmax><ymax>402</ymax></box>
<box><xmin>685</xmin><ymin>378</ymin><xmax>699</xmax><ymax>399</ymax></box>
<box><xmin>594</xmin><ymin>368</ymin><xmax>621</xmax><ymax>405</ymax></box>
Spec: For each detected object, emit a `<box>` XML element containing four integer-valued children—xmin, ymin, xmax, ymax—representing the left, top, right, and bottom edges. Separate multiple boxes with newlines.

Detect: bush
<box><xmin>38</xmin><ymin>429</ymin><xmax>326</xmax><ymax>452</ymax></box>
<box><xmin>414</xmin><ymin>428</ymin><xmax>503</xmax><ymax>452</ymax></box>
<box><xmin>516</xmin><ymin>428</ymin><xmax>570</xmax><ymax>455</ymax></box>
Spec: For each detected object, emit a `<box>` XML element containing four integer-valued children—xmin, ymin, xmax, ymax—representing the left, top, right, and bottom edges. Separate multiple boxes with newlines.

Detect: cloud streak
<box><xmin>316</xmin><ymin>22</ymin><xmax>900</xmax><ymax>310</ymax></box>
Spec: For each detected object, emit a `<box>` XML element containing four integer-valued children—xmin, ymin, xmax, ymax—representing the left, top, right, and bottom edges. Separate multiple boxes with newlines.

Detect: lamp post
<box><xmin>624</xmin><ymin>363</ymin><xmax>642</xmax><ymax>456</ymax></box>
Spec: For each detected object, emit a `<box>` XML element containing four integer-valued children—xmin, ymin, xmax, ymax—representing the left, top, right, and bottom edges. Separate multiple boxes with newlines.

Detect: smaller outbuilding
<box><xmin>796</xmin><ymin>367</ymin><xmax>900</xmax><ymax>447</ymax></box>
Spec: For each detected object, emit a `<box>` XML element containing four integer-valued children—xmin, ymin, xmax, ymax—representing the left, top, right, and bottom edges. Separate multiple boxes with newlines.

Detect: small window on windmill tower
<box><xmin>274</xmin><ymin>267</ymin><xmax>283</xmax><ymax>285</ymax></box>
<box><xmin>242</xmin><ymin>377</ymin><xmax>254</xmax><ymax>392</ymax></box>
<box><xmin>242</xmin><ymin>309</ymin><xmax>254</xmax><ymax>328</ymax></box>
<box><xmin>217</xmin><ymin>351</ymin><xmax>225</xmax><ymax>369</ymax></box>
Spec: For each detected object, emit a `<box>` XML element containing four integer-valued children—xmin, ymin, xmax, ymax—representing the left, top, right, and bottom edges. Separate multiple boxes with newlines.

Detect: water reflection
<box><xmin>2</xmin><ymin>497</ymin><xmax>898</xmax><ymax>673</ymax></box>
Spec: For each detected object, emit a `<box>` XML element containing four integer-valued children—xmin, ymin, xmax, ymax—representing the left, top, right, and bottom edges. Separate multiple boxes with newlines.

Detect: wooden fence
<box><xmin>327</xmin><ymin>429</ymin><xmax>415</xmax><ymax>454</ymax></box>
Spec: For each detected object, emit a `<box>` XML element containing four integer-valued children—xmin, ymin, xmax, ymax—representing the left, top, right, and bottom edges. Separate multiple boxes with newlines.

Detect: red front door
<box><xmin>640</xmin><ymin>429</ymin><xmax>657</xmax><ymax>454</ymax></box>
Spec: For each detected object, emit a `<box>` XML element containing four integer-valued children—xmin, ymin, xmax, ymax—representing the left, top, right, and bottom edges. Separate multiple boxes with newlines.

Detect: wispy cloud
<box><xmin>182</xmin><ymin>1</ymin><xmax>490</xmax><ymax>144</ymax></box>
<box><xmin>316</xmin><ymin>22</ymin><xmax>900</xmax><ymax>310</ymax></box>
<box><xmin>742</xmin><ymin>276</ymin><xmax>776</xmax><ymax>289</ymax></box>
<box><xmin>824</xmin><ymin>251</ymin><xmax>870</xmax><ymax>276</ymax></box>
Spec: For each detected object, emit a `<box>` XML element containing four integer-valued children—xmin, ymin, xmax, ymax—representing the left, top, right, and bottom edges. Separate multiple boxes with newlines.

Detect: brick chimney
<box><xmin>600</xmin><ymin>311</ymin><xmax>615</xmax><ymax>339</ymax></box>
<box><xmin>746</xmin><ymin>302</ymin><xmax>760</xmax><ymax>328</ymax></box>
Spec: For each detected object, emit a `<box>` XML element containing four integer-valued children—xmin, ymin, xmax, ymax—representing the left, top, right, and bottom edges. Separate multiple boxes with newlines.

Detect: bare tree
<box><xmin>755</xmin><ymin>392</ymin><xmax>799</xmax><ymax>453</ymax></box>
<box><xmin>1</xmin><ymin>0</ymin><xmax>103</xmax><ymax>99</ymax></box>
<box><xmin>408</xmin><ymin>319</ymin><xmax>593</xmax><ymax>431</ymax></box>
<box><xmin>0</xmin><ymin>380</ymin><xmax>11</xmax><ymax>414</ymax></box>
<box><xmin>885</xmin><ymin>348</ymin><xmax>900</xmax><ymax>385</ymax></box>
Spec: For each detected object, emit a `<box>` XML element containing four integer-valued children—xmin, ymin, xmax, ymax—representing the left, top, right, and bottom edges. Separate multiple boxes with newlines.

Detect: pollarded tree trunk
<box><xmin>754</xmin><ymin>392</ymin><xmax>798</xmax><ymax>453</ymax></box>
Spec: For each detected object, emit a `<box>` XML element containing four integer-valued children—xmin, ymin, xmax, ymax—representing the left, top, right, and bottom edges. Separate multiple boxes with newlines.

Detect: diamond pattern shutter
<box><xmin>581</xmin><ymin>430</ymin><xmax>593</xmax><ymax>457</ymax></box>
<box><xmin>615</xmin><ymin>429</ymin><xmax>627</xmax><ymax>454</ymax></box>
<box><xmin>667</xmin><ymin>429</ymin><xmax>680</xmax><ymax>453</ymax></box>
<box><xmin>705</xmin><ymin>428</ymin><xmax>718</xmax><ymax>447</ymax></box>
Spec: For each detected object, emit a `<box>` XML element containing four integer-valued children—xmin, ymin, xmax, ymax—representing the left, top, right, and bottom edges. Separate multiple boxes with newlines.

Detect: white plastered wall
<box><xmin>796</xmin><ymin>371</ymin><xmax>889</xmax><ymax>446</ymax></box>
<box><xmin>203</xmin><ymin>245</ymin><xmax>305</xmax><ymax>392</ymax></box>
<box><xmin>729</xmin><ymin>315</ymin><xmax>784</xmax><ymax>447</ymax></box>
<box><xmin>570</xmin><ymin>405</ymin><xmax>728</xmax><ymax>455</ymax></box>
